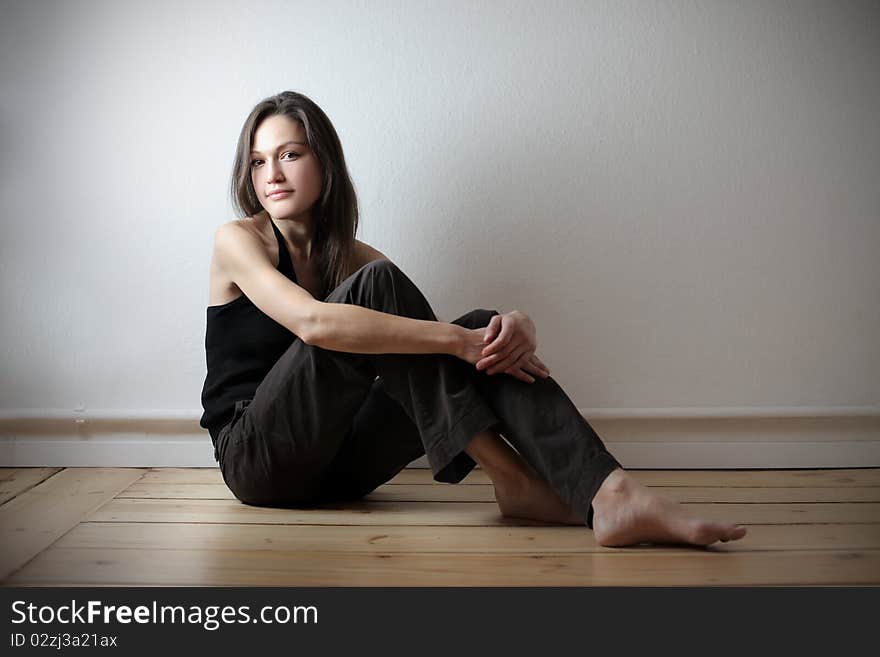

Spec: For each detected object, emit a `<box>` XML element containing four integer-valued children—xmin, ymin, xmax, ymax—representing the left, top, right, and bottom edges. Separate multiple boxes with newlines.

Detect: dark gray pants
<box><xmin>214</xmin><ymin>260</ymin><xmax>621</xmax><ymax>528</ymax></box>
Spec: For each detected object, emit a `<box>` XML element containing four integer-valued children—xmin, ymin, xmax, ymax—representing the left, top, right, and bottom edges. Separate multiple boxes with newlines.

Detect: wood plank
<box><xmin>138</xmin><ymin>467</ymin><xmax>880</xmax><ymax>487</ymax></box>
<box><xmin>120</xmin><ymin>482</ymin><xmax>880</xmax><ymax>503</ymax></box>
<box><xmin>393</xmin><ymin>468</ymin><xmax>880</xmax><ymax>487</ymax></box>
<box><xmin>52</xmin><ymin>521</ymin><xmax>880</xmax><ymax>553</ymax></box>
<box><xmin>6</xmin><ymin>548</ymin><xmax>879</xmax><ymax>586</ymax></box>
<box><xmin>645</xmin><ymin>487</ymin><xmax>880</xmax><ymax>503</ymax></box>
<box><xmin>0</xmin><ymin>468</ymin><xmax>62</xmax><ymax>505</ymax></box>
<box><xmin>630</xmin><ymin>469</ymin><xmax>880</xmax><ymax>487</ymax></box>
<box><xmin>87</xmin><ymin>498</ymin><xmax>880</xmax><ymax>525</ymax></box>
<box><xmin>0</xmin><ymin>468</ymin><xmax>147</xmax><ymax>582</ymax></box>
<box><xmin>365</xmin><ymin>486</ymin><xmax>880</xmax><ymax>504</ymax></box>
<box><xmin>139</xmin><ymin>468</ymin><xmax>224</xmax><ymax>484</ymax></box>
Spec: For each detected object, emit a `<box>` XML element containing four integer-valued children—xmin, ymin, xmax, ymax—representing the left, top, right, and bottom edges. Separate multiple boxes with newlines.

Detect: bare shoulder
<box><xmin>213</xmin><ymin>218</ymin><xmax>274</xmax><ymax>275</ymax></box>
<box><xmin>216</xmin><ymin>216</ymin><xmax>262</xmax><ymax>240</ymax></box>
<box><xmin>207</xmin><ymin>218</ymin><xmax>271</xmax><ymax>307</ymax></box>
<box><xmin>214</xmin><ymin>216</ymin><xmax>269</xmax><ymax>250</ymax></box>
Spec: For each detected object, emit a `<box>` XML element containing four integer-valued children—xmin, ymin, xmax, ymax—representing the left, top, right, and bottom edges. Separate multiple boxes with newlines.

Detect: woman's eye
<box><xmin>250</xmin><ymin>152</ymin><xmax>299</xmax><ymax>167</ymax></box>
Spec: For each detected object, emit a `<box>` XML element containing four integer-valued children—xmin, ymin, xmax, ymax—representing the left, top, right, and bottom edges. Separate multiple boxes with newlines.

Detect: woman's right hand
<box><xmin>456</xmin><ymin>326</ymin><xmax>551</xmax><ymax>384</ymax></box>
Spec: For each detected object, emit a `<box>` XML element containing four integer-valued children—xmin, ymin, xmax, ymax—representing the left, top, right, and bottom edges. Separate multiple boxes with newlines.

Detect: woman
<box><xmin>200</xmin><ymin>90</ymin><xmax>747</xmax><ymax>547</ymax></box>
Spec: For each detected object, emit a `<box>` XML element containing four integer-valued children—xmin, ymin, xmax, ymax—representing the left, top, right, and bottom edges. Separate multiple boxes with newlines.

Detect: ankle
<box><xmin>594</xmin><ymin>468</ymin><xmax>636</xmax><ymax>503</ymax></box>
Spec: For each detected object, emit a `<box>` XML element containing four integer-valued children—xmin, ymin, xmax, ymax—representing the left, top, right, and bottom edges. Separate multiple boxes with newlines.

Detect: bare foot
<box><xmin>493</xmin><ymin>473</ymin><xmax>584</xmax><ymax>525</ymax></box>
<box><xmin>591</xmin><ymin>468</ymin><xmax>748</xmax><ymax>547</ymax></box>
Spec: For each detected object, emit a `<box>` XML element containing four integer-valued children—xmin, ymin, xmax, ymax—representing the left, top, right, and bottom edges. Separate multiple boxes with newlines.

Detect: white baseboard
<box><xmin>0</xmin><ymin>411</ymin><xmax>877</xmax><ymax>468</ymax></box>
<box><xmin>1</xmin><ymin>440</ymin><xmax>877</xmax><ymax>468</ymax></box>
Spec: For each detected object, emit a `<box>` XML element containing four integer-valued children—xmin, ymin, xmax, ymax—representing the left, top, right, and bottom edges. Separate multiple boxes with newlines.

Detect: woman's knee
<box><xmin>338</xmin><ymin>258</ymin><xmax>405</xmax><ymax>298</ymax></box>
<box><xmin>352</xmin><ymin>258</ymin><xmax>398</xmax><ymax>281</ymax></box>
<box><xmin>324</xmin><ymin>258</ymin><xmax>397</xmax><ymax>303</ymax></box>
<box><xmin>451</xmin><ymin>308</ymin><xmax>500</xmax><ymax>329</ymax></box>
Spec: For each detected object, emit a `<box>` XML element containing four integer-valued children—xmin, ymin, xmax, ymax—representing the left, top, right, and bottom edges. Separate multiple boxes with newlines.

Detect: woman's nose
<box><xmin>266</xmin><ymin>160</ymin><xmax>284</xmax><ymax>181</ymax></box>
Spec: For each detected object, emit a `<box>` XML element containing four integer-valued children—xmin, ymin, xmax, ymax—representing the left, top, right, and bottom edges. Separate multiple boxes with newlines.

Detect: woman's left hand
<box><xmin>476</xmin><ymin>310</ymin><xmax>550</xmax><ymax>378</ymax></box>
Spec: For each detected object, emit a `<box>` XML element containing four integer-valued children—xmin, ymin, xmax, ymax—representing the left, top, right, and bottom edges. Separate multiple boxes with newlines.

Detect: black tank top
<box><xmin>199</xmin><ymin>220</ymin><xmax>298</xmax><ymax>445</ymax></box>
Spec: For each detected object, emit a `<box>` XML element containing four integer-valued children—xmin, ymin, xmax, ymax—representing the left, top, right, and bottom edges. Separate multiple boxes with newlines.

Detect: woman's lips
<box><xmin>268</xmin><ymin>191</ymin><xmax>291</xmax><ymax>200</ymax></box>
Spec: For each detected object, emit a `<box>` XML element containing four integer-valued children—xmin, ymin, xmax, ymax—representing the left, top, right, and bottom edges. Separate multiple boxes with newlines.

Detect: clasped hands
<box><xmin>458</xmin><ymin>310</ymin><xmax>551</xmax><ymax>384</ymax></box>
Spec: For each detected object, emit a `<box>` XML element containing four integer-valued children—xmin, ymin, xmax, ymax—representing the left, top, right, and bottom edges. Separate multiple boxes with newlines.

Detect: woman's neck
<box><xmin>263</xmin><ymin>210</ymin><xmax>316</xmax><ymax>261</ymax></box>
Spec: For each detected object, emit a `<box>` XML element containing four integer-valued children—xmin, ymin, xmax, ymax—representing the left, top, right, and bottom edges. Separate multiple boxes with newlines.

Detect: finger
<box><xmin>477</xmin><ymin>351</ymin><xmax>509</xmax><ymax>371</ymax></box>
<box><xmin>476</xmin><ymin>355</ymin><xmax>500</xmax><ymax>371</ymax></box>
<box><xmin>477</xmin><ymin>338</ymin><xmax>524</xmax><ymax>370</ymax></box>
<box><xmin>482</xmin><ymin>315</ymin><xmax>501</xmax><ymax>344</ymax></box>
<box><xmin>521</xmin><ymin>360</ymin><xmax>546</xmax><ymax>378</ymax></box>
<box><xmin>530</xmin><ymin>354</ymin><xmax>550</xmax><ymax>374</ymax></box>
<box><xmin>516</xmin><ymin>353</ymin><xmax>547</xmax><ymax>378</ymax></box>
<box><xmin>516</xmin><ymin>353</ymin><xmax>542</xmax><ymax>377</ymax></box>
<box><xmin>483</xmin><ymin>333</ymin><xmax>512</xmax><ymax>357</ymax></box>
<box><xmin>528</xmin><ymin>355</ymin><xmax>550</xmax><ymax>377</ymax></box>
<box><xmin>477</xmin><ymin>352</ymin><xmax>509</xmax><ymax>371</ymax></box>
<box><xmin>484</xmin><ymin>344</ymin><xmax>525</xmax><ymax>374</ymax></box>
<box><xmin>505</xmin><ymin>365</ymin><xmax>535</xmax><ymax>384</ymax></box>
<box><xmin>482</xmin><ymin>323</ymin><xmax>513</xmax><ymax>356</ymax></box>
<box><xmin>476</xmin><ymin>347</ymin><xmax>516</xmax><ymax>371</ymax></box>
<box><xmin>488</xmin><ymin>344</ymin><xmax>530</xmax><ymax>375</ymax></box>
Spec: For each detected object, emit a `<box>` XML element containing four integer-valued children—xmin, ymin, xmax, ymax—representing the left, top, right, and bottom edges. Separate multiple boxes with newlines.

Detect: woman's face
<box><xmin>250</xmin><ymin>114</ymin><xmax>323</xmax><ymax>222</ymax></box>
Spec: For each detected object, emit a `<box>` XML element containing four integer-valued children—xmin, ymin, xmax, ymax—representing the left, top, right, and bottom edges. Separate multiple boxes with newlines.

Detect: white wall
<box><xmin>1</xmin><ymin>0</ymin><xmax>878</xmax><ymax>465</ymax></box>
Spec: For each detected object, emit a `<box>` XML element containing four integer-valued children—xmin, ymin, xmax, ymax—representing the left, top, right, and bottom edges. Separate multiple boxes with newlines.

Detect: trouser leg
<box><xmin>312</xmin><ymin>306</ymin><xmax>622</xmax><ymax>528</ymax></box>
<box><xmin>219</xmin><ymin>260</ymin><xmax>500</xmax><ymax>507</ymax></box>
<box><xmin>314</xmin><ymin>309</ymin><xmax>503</xmax><ymax>503</ymax></box>
<box><xmin>312</xmin><ymin>375</ymin><xmax>426</xmax><ymax>503</ymax></box>
<box><xmin>463</xmin><ymin>310</ymin><xmax>623</xmax><ymax>528</ymax></box>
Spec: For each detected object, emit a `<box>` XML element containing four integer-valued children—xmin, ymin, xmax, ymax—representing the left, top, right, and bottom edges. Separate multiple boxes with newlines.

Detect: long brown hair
<box><xmin>231</xmin><ymin>91</ymin><xmax>359</xmax><ymax>300</ymax></box>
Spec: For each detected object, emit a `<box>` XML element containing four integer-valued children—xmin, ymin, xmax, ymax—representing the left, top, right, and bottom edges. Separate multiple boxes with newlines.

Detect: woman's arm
<box><xmin>305</xmin><ymin>241</ymin><xmax>455</xmax><ymax>354</ymax></box>
<box><xmin>217</xmin><ymin>227</ymin><xmax>464</xmax><ymax>355</ymax></box>
<box><xmin>308</xmin><ymin>302</ymin><xmax>465</xmax><ymax>357</ymax></box>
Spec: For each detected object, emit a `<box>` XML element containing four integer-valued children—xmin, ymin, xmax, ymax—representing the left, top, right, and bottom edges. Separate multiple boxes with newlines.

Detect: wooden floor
<box><xmin>1</xmin><ymin>467</ymin><xmax>879</xmax><ymax>586</ymax></box>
